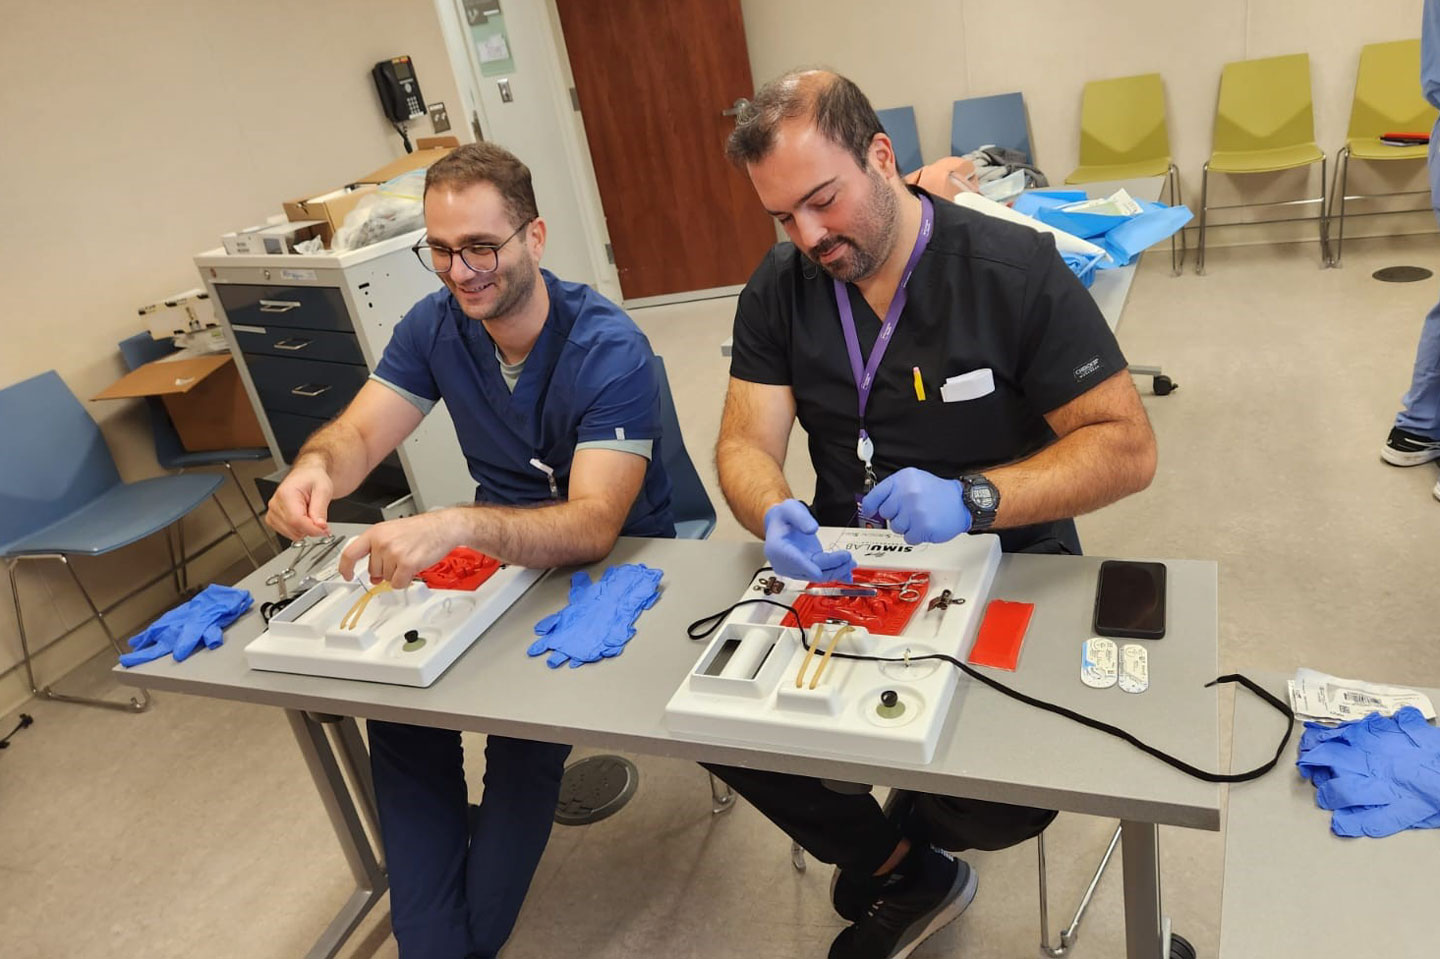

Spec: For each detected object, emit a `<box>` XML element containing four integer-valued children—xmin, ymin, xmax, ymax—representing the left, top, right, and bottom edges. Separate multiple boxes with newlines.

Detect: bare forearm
<box><xmin>716</xmin><ymin>438</ymin><xmax>793</xmax><ymax>538</ymax></box>
<box><xmin>987</xmin><ymin>421</ymin><xmax>1156</xmax><ymax>529</ymax></box>
<box><xmin>293</xmin><ymin>420</ymin><xmax>377</xmax><ymax>499</ymax></box>
<box><xmin>449</xmin><ymin>499</ymin><xmax>625</xmax><ymax>568</ymax></box>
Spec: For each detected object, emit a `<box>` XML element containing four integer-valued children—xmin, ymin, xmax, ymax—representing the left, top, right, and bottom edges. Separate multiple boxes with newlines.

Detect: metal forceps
<box><xmin>266</xmin><ymin>535</ymin><xmax>340</xmax><ymax>599</ymax></box>
<box><xmin>867</xmin><ymin>573</ymin><xmax>928</xmax><ymax>603</ymax></box>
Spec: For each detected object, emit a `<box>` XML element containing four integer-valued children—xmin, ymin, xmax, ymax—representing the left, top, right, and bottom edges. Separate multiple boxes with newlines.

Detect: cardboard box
<box><xmin>93</xmin><ymin>354</ymin><xmax>267</xmax><ymax>453</ymax></box>
<box><xmin>354</xmin><ymin>145</ymin><xmax>455</xmax><ymax>185</ymax></box>
<box><xmin>282</xmin><ymin>185</ymin><xmax>378</xmax><ymax>247</ymax></box>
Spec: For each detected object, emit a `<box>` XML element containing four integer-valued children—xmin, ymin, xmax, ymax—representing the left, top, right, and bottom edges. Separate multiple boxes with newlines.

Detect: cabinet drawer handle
<box><xmin>290</xmin><ymin>383</ymin><xmax>332</xmax><ymax>398</ymax></box>
<box><xmin>259</xmin><ymin>299</ymin><xmax>302</xmax><ymax>313</ymax></box>
<box><xmin>273</xmin><ymin>337</ymin><xmax>311</xmax><ymax>351</ymax></box>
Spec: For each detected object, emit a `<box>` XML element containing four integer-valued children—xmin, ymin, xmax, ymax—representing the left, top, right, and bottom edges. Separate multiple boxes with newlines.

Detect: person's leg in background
<box><xmin>367</xmin><ymin>720</ymin><xmax>472</xmax><ymax>959</ymax></box>
<box><xmin>1382</xmin><ymin>128</ymin><xmax>1440</xmax><ymax>496</ymax></box>
<box><xmin>466</xmin><ymin>735</ymin><xmax>572</xmax><ymax>958</ymax></box>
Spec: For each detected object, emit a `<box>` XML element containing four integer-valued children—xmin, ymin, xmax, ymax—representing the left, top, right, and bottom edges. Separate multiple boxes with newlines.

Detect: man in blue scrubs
<box><xmin>265</xmin><ymin>142</ymin><xmax>674</xmax><ymax>958</ymax></box>
<box><xmin>1381</xmin><ymin>0</ymin><xmax>1440</xmax><ymax>499</ymax></box>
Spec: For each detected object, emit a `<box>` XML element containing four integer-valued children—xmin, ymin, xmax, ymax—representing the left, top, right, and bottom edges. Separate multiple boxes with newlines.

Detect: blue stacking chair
<box><xmin>951</xmin><ymin>92</ymin><xmax>1034</xmax><ymax>163</ymax></box>
<box><xmin>876</xmin><ymin>106</ymin><xmax>925</xmax><ymax>176</ymax></box>
<box><xmin>653</xmin><ymin>356</ymin><xmax>715</xmax><ymax>540</ymax></box>
<box><xmin>0</xmin><ymin>371</ymin><xmax>260</xmax><ymax>712</ymax></box>
<box><xmin>117</xmin><ymin>332</ymin><xmax>277</xmax><ymax>556</ymax></box>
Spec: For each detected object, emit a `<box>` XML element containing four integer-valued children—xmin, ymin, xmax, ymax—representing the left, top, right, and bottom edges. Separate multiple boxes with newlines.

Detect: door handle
<box><xmin>259</xmin><ymin>299</ymin><xmax>302</xmax><ymax>313</ymax></box>
<box><xmin>721</xmin><ymin>97</ymin><xmax>750</xmax><ymax>118</ymax></box>
<box><xmin>273</xmin><ymin>337</ymin><xmax>311</xmax><ymax>351</ymax></box>
<box><xmin>290</xmin><ymin>383</ymin><xmax>332</xmax><ymax>398</ymax></box>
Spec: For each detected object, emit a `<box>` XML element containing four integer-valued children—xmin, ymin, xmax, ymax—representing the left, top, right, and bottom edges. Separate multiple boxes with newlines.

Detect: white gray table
<box><xmin>117</xmin><ymin>528</ymin><xmax>1223</xmax><ymax>959</ymax></box>
<box><xmin>1219</xmin><ymin>673</ymin><xmax>1432</xmax><ymax>957</ymax></box>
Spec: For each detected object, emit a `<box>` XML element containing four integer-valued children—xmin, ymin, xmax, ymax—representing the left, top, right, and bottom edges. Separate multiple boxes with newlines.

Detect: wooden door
<box><xmin>554</xmin><ymin>0</ymin><xmax>776</xmax><ymax>300</ymax></box>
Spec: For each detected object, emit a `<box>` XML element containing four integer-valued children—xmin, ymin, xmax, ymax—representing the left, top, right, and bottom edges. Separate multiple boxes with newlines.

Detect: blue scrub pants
<box><xmin>367</xmin><ymin>719</ymin><xmax>572</xmax><ymax>959</ymax></box>
<box><xmin>1394</xmin><ymin>128</ymin><xmax>1440</xmax><ymax>439</ymax></box>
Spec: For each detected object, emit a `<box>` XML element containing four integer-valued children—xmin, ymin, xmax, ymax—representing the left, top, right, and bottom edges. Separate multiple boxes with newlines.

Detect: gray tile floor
<box><xmin>3</xmin><ymin>235</ymin><xmax>1438</xmax><ymax>959</ymax></box>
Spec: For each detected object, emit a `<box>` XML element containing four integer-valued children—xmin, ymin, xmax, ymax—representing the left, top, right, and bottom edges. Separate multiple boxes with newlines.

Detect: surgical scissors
<box><xmin>865</xmin><ymin>573</ymin><xmax>929</xmax><ymax>603</ymax></box>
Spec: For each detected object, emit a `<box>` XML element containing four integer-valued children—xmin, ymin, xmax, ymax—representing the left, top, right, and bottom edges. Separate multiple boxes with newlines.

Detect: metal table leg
<box><xmin>1120</xmin><ymin>820</ymin><xmax>1164</xmax><ymax>959</ymax></box>
<box><xmin>286</xmin><ymin>709</ymin><xmax>388</xmax><ymax>959</ymax></box>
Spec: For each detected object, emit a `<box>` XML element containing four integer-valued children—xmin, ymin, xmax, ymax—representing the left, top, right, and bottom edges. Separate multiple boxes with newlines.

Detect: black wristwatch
<box><xmin>958</xmin><ymin>473</ymin><xmax>1000</xmax><ymax>532</ymax></box>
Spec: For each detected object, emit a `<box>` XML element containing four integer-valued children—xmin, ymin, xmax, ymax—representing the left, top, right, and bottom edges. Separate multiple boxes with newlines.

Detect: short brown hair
<box><xmin>424</xmin><ymin>141</ymin><xmax>539</xmax><ymax>227</ymax></box>
<box><xmin>725</xmin><ymin>70</ymin><xmax>884</xmax><ymax>170</ymax></box>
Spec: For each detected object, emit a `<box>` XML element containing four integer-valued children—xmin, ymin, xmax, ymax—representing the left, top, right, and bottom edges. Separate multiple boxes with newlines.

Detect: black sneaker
<box><xmin>830</xmin><ymin>790</ymin><xmax>921</xmax><ymax>922</ymax></box>
<box><xmin>1382</xmin><ymin>427</ymin><xmax>1440</xmax><ymax>466</ymax></box>
<box><xmin>827</xmin><ymin>845</ymin><xmax>978</xmax><ymax>959</ymax></box>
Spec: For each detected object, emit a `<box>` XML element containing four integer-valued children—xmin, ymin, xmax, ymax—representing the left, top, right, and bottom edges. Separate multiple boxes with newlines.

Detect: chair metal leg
<box><xmin>1330</xmin><ymin>147</ymin><xmax>1349</xmax><ymax>267</ymax></box>
<box><xmin>1318</xmin><ymin>154</ymin><xmax>1331</xmax><ymax>267</ymax></box>
<box><xmin>6</xmin><ymin>556</ymin><xmax>151</xmax><ymax>713</ymax></box>
<box><xmin>163</xmin><ymin>525</ymin><xmax>185</xmax><ymax>596</ymax></box>
<box><xmin>224</xmin><ymin>461</ymin><xmax>280</xmax><ymax>557</ymax></box>
<box><xmin>213</xmin><ymin>493</ymin><xmax>261</xmax><ymax>571</ymax></box>
<box><xmin>1195</xmin><ymin>163</ymin><xmax>1210</xmax><ymax>275</ymax></box>
<box><xmin>790</xmin><ymin>840</ymin><xmax>806</xmax><ymax>873</ymax></box>
<box><xmin>1169</xmin><ymin>163</ymin><xmax>1187</xmax><ymax>273</ymax></box>
<box><xmin>1038</xmin><ymin>823</ymin><xmax>1123</xmax><ymax>957</ymax></box>
<box><xmin>708</xmin><ymin>772</ymin><xmax>735</xmax><ymax>815</ymax></box>
<box><xmin>1166</xmin><ymin>164</ymin><xmax>1186</xmax><ymax>275</ymax></box>
<box><xmin>176</xmin><ymin>513</ymin><xmax>189</xmax><ymax>593</ymax></box>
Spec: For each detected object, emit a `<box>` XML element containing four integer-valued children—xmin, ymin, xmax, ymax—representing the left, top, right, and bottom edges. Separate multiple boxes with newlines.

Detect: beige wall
<box><xmin>0</xmin><ymin>0</ymin><xmax>469</xmax><ymax>711</ymax></box>
<box><xmin>740</xmin><ymin>0</ymin><xmax>1432</xmax><ymax>246</ymax></box>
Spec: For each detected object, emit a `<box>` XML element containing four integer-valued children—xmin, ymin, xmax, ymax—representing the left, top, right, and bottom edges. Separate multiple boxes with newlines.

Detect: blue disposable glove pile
<box><xmin>527</xmin><ymin>563</ymin><xmax>663</xmax><ymax>668</ymax></box>
<box><xmin>763</xmin><ymin>500</ymin><xmax>855</xmax><ymax>582</ymax></box>
<box><xmin>1296</xmin><ymin>706</ymin><xmax>1440</xmax><ymax>838</ymax></box>
<box><xmin>119</xmin><ymin>584</ymin><xmax>254</xmax><ymax>667</ymax></box>
<box><xmin>860</xmin><ymin>468</ymin><xmax>972</xmax><ymax>545</ymax></box>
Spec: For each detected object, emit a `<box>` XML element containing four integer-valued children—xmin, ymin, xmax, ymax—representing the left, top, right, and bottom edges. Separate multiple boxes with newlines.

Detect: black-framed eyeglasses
<box><xmin>412</xmin><ymin>219</ymin><xmax>532</xmax><ymax>274</ymax></box>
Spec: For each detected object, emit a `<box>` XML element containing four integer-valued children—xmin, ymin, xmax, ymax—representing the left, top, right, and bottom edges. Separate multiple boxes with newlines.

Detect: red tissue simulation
<box><xmin>418</xmin><ymin>547</ymin><xmax>501</xmax><ymax>591</ymax></box>
<box><xmin>791</xmin><ymin>568</ymin><xmax>930</xmax><ymax>634</ymax></box>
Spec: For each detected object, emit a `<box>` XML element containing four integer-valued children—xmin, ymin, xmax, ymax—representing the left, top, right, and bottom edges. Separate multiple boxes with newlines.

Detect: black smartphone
<box><xmin>1093</xmin><ymin>560</ymin><xmax>1167</xmax><ymax>639</ymax></box>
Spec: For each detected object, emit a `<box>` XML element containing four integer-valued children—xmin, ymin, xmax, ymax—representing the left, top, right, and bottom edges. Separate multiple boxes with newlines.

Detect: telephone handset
<box><xmin>373</xmin><ymin>56</ymin><xmax>426</xmax><ymax>123</ymax></box>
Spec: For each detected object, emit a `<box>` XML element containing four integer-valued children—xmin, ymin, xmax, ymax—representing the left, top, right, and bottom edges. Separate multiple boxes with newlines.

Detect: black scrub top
<box><xmin>729</xmin><ymin>188</ymin><xmax>1128</xmax><ymax>554</ymax></box>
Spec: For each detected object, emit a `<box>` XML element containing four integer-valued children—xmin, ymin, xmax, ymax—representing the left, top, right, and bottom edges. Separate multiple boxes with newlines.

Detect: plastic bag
<box><xmin>331</xmin><ymin>170</ymin><xmax>428</xmax><ymax>252</ymax></box>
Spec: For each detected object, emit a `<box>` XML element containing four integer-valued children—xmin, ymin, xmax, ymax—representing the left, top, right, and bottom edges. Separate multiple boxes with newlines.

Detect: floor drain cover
<box><xmin>554</xmin><ymin>755</ymin><xmax>638</xmax><ymax>825</ymax></box>
<box><xmin>1373</xmin><ymin>266</ymin><xmax>1433</xmax><ymax>282</ymax></box>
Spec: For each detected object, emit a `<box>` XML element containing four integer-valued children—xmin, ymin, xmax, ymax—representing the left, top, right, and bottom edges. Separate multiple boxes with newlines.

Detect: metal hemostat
<box><xmin>927</xmin><ymin>588</ymin><xmax>965</xmax><ymax>611</ymax></box>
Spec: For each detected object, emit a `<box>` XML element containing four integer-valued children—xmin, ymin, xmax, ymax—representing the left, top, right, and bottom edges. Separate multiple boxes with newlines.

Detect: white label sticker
<box><xmin>1119</xmin><ymin>644</ymin><xmax>1149</xmax><ymax>694</ymax></box>
<box><xmin>1081</xmin><ymin>637</ymin><xmax>1117</xmax><ymax>688</ymax></box>
<box><xmin>280</xmin><ymin>268</ymin><xmax>318</xmax><ymax>281</ymax></box>
<box><xmin>615</xmin><ymin>427</ymin><xmax>626</xmax><ymax>440</ymax></box>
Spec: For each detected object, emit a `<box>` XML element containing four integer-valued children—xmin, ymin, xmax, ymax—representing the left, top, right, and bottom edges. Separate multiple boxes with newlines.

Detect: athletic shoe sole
<box><xmin>886</xmin><ymin>858</ymin><xmax>979</xmax><ymax>959</ymax></box>
<box><xmin>1381</xmin><ymin>444</ymin><xmax>1440</xmax><ymax>467</ymax></box>
<box><xmin>1433</xmin><ymin>478</ymin><xmax>1440</xmax><ymax>502</ymax></box>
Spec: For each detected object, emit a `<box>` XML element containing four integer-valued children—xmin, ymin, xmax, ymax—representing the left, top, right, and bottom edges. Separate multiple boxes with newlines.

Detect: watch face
<box><xmin>969</xmin><ymin>483</ymin><xmax>998</xmax><ymax>512</ymax></box>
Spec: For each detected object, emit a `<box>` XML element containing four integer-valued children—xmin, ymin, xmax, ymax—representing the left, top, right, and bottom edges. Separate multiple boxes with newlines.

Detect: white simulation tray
<box><xmin>664</xmin><ymin>528</ymin><xmax>1001</xmax><ymax>764</ymax></box>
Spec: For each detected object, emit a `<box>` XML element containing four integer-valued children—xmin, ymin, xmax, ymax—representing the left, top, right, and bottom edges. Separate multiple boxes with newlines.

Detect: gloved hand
<box><xmin>119</xmin><ymin>584</ymin><xmax>254</xmax><ymax>667</ymax></box>
<box><xmin>527</xmin><ymin>564</ymin><xmax>664</xmax><ymax>668</ymax></box>
<box><xmin>860</xmin><ymin>468</ymin><xmax>972</xmax><ymax>545</ymax></box>
<box><xmin>763</xmin><ymin>500</ymin><xmax>855</xmax><ymax>583</ymax></box>
<box><xmin>1297</xmin><ymin>707</ymin><xmax>1440</xmax><ymax>838</ymax></box>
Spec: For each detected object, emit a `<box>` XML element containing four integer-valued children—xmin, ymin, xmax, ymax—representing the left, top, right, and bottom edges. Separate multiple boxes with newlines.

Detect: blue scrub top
<box><xmin>374</xmin><ymin>269</ymin><xmax>675</xmax><ymax>538</ymax></box>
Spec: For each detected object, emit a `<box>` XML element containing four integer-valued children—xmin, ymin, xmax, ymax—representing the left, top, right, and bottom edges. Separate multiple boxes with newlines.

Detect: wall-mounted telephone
<box><xmin>373</xmin><ymin>56</ymin><xmax>426</xmax><ymax>123</ymax></box>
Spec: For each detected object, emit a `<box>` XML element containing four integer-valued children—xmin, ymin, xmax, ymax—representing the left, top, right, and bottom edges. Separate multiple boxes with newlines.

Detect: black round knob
<box><xmin>880</xmin><ymin>690</ymin><xmax>898</xmax><ymax>708</ymax></box>
<box><xmin>404</xmin><ymin>629</ymin><xmax>420</xmax><ymax>643</ymax></box>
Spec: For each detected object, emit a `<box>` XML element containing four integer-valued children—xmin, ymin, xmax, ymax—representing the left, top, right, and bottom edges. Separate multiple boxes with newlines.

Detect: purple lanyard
<box><xmin>834</xmin><ymin>193</ymin><xmax>935</xmax><ymax>446</ymax></box>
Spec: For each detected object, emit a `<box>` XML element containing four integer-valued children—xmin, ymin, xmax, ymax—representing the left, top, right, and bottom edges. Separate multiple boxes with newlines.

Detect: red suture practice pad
<box><xmin>966</xmin><ymin>599</ymin><xmax>1035</xmax><ymax>671</ymax></box>
<box><xmin>418</xmin><ymin>547</ymin><xmax>501</xmax><ymax>591</ymax></box>
<box><xmin>791</xmin><ymin>568</ymin><xmax>929</xmax><ymax>634</ymax></box>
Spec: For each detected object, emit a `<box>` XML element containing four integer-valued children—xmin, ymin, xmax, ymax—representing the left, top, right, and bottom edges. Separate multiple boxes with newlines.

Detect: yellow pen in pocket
<box><xmin>912</xmin><ymin>366</ymin><xmax>926</xmax><ymax>401</ymax></box>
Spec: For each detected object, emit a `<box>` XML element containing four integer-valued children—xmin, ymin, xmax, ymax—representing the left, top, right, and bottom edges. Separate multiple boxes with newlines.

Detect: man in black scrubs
<box><xmin>710</xmin><ymin>70</ymin><xmax>1157</xmax><ymax>959</ymax></box>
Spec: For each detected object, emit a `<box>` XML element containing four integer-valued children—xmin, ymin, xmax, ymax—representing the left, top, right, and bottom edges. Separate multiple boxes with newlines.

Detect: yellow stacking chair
<box><xmin>1196</xmin><ymin>53</ymin><xmax>1329</xmax><ymax>273</ymax></box>
<box><xmin>1066</xmin><ymin>72</ymin><xmax>1184</xmax><ymax>273</ymax></box>
<box><xmin>1329</xmin><ymin>38</ymin><xmax>1436</xmax><ymax>265</ymax></box>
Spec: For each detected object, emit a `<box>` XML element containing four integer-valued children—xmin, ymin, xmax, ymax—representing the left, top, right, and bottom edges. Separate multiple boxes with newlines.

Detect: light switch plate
<box><xmin>497</xmin><ymin>78</ymin><xmax>513</xmax><ymax>103</ymax></box>
<box><xmin>428</xmin><ymin>102</ymin><xmax>451</xmax><ymax>133</ymax></box>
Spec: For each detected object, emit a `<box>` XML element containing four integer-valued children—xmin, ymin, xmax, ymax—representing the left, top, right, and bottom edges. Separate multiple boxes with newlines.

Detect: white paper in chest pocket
<box><xmin>940</xmin><ymin>368</ymin><xmax>995</xmax><ymax>403</ymax></box>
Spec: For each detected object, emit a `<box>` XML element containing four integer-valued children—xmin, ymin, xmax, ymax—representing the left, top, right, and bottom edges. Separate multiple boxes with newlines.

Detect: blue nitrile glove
<box><xmin>860</xmin><ymin>468</ymin><xmax>972</xmax><ymax>545</ymax></box>
<box><xmin>527</xmin><ymin>563</ymin><xmax>664</xmax><ymax>668</ymax></box>
<box><xmin>763</xmin><ymin>499</ymin><xmax>855</xmax><ymax>583</ymax></box>
<box><xmin>1296</xmin><ymin>707</ymin><xmax>1440</xmax><ymax>838</ymax></box>
<box><xmin>119</xmin><ymin>584</ymin><xmax>254</xmax><ymax>667</ymax></box>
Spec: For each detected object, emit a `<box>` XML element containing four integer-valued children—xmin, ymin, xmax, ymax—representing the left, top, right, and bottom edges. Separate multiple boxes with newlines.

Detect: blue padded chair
<box><xmin>951</xmin><ymin>92</ymin><xmax>1034</xmax><ymax>163</ymax></box>
<box><xmin>653</xmin><ymin>356</ymin><xmax>715</xmax><ymax>540</ymax></box>
<box><xmin>0</xmin><ymin>371</ymin><xmax>260</xmax><ymax>712</ymax></box>
<box><xmin>876</xmin><ymin>106</ymin><xmax>924</xmax><ymax>176</ymax></box>
<box><xmin>118</xmin><ymin>332</ymin><xmax>276</xmax><ymax>555</ymax></box>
